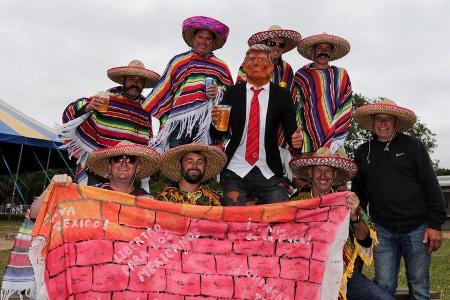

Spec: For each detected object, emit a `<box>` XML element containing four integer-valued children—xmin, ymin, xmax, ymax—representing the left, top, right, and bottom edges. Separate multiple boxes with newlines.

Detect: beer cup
<box><xmin>215</xmin><ymin>104</ymin><xmax>231</xmax><ymax>131</ymax></box>
<box><xmin>96</xmin><ymin>92</ymin><xmax>111</xmax><ymax>113</ymax></box>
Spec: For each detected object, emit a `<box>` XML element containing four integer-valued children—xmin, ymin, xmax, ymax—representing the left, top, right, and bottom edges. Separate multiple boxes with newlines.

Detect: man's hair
<box><xmin>245</xmin><ymin>44</ymin><xmax>274</xmax><ymax>64</ymax></box>
<box><xmin>193</xmin><ymin>28</ymin><xmax>216</xmax><ymax>40</ymax></box>
<box><xmin>180</xmin><ymin>151</ymin><xmax>207</xmax><ymax>165</ymax></box>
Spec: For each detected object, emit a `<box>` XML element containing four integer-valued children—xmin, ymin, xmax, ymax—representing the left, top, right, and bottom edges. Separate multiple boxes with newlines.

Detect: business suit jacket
<box><xmin>212</xmin><ymin>82</ymin><xmax>298</xmax><ymax>178</ymax></box>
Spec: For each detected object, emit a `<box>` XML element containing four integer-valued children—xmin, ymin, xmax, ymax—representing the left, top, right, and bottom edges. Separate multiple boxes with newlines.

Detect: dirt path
<box><xmin>0</xmin><ymin>238</ymin><xmax>14</xmax><ymax>251</ymax></box>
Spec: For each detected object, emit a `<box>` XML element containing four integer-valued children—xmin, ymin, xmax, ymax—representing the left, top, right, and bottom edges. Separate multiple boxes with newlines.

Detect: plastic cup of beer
<box><xmin>215</xmin><ymin>104</ymin><xmax>231</xmax><ymax>131</ymax></box>
<box><xmin>96</xmin><ymin>92</ymin><xmax>111</xmax><ymax>113</ymax></box>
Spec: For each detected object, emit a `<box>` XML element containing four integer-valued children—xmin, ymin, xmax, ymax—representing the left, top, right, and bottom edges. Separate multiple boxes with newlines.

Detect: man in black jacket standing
<box><xmin>351</xmin><ymin>98</ymin><xmax>446</xmax><ymax>299</ymax></box>
<box><xmin>211</xmin><ymin>44</ymin><xmax>302</xmax><ymax>205</ymax></box>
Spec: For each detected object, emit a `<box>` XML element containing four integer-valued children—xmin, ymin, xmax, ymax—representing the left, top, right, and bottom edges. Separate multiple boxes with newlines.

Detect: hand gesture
<box><xmin>291</xmin><ymin>127</ymin><xmax>303</xmax><ymax>149</ymax></box>
<box><xmin>51</xmin><ymin>174</ymin><xmax>73</xmax><ymax>186</ymax></box>
<box><xmin>206</xmin><ymin>85</ymin><xmax>218</xmax><ymax>100</ymax></box>
<box><xmin>346</xmin><ymin>192</ymin><xmax>360</xmax><ymax>221</ymax></box>
<box><xmin>84</xmin><ymin>96</ymin><xmax>105</xmax><ymax>112</ymax></box>
<box><xmin>422</xmin><ymin>228</ymin><xmax>443</xmax><ymax>253</ymax></box>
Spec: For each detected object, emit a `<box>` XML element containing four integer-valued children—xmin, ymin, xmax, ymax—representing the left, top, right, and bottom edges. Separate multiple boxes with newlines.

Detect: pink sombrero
<box><xmin>298</xmin><ymin>32</ymin><xmax>350</xmax><ymax>61</ymax></box>
<box><xmin>354</xmin><ymin>98</ymin><xmax>417</xmax><ymax>132</ymax></box>
<box><xmin>86</xmin><ymin>141</ymin><xmax>161</xmax><ymax>180</ymax></box>
<box><xmin>289</xmin><ymin>146</ymin><xmax>357</xmax><ymax>185</ymax></box>
<box><xmin>182</xmin><ymin>16</ymin><xmax>229</xmax><ymax>51</ymax></box>
<box><xmin>107</xmin><ymin>60</ymin><xmax>161</xmax><ymax>88</ymax></box>
<box><xmin>247</xmin><ymin>25</ymin><xmax>302</xmax><ymax>53</ymax></box>
<box><xmin>161</xmin><ymin>143</ymin><xmax>227</xmax><ymax>183</ymax></box>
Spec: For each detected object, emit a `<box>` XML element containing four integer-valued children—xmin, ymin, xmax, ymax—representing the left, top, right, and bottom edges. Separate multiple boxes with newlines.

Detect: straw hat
<box><xmin>107</xmin><ymin>60</ymin><xmax>161</xmax><ymax>88</ymax></box>
<box><xmin>161</xmin><ymin>143</ymin><xmax>227</xmax><ymax>182</ymax></box>
<box><xmin>297</xmin><ymin>32</ymin><xmax>350</xmax><ymax>61</ymax></box>
<box><xmin>86</xmin><ymin>141</ymin><xmax>161</xmax><ymax>180</ymax></box>
<box><xmin>354</xmin><ymin>98</ymin><xmax>417</xmax><ymax>132</ymax></box>
<box><xmin>247</xmin><ymin>25</ymin><xmax>302</xmax><ymax>53</ymax></box>
<box><xmin>289</xmin><ymin>146</ymin><xmax>357</xmax><ymax>185</ymax></box>
<box><xmin>182</xmin><ymin>16</ymin><xmax>230</xmax><ymax>51</ymax></box>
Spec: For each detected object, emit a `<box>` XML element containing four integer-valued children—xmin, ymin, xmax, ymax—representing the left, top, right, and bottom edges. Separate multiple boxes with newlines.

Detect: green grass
<box><xmin>362</xmin><ymin>239</ymin><xmax>450</xmax><ymax>299</ymax></box>
<box><xmin>0</xmin><ymin>250</ymin><xmax>10</xmax><ymax>282</ymax></box>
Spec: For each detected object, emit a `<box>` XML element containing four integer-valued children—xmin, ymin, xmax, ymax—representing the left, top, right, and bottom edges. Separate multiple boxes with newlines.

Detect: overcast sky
<box><xmin>1</xmin><ymin>0</ymin><xmax>449</xmax><ymax>167</ymax></box>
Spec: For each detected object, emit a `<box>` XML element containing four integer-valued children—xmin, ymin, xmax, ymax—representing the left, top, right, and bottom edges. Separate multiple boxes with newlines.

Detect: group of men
<box><xmin>54</xmin><ymin>15</ymin><xmax>446</xmax><ymax>300</ymax></box>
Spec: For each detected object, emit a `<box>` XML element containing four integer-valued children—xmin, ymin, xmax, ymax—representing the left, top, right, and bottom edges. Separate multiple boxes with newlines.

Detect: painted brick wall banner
<box><xmin>30</xmin><ymin>184</ymin><xmax>350</xmax><ymax>300</ymax></box>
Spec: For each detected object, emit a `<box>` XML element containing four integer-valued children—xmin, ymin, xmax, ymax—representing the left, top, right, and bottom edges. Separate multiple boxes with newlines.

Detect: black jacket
<box><xmin>211</xmin><ymin>82</ymin><xmax>298</xmax><ymax>178</ymax></box>
<box><xmin>352</xmin><ymin>133</ymin><xmax>446</xmax><ymax>232</ymax></box>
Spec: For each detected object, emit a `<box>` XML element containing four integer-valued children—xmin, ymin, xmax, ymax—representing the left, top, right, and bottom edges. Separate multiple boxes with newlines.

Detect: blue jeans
<box><xmin>374</xmin><ymin>223</ymin><xmax>431</xmax><ymax>300</ymax></box>
<box><xmin>347</xmin><ymin>271</ymin><xmax>395</xmax><ymax>300</ymax></box>
<box><xmin>221</xmin><ymin>168</ymin><xmax>288</xmax><ymax>206</ymax></box>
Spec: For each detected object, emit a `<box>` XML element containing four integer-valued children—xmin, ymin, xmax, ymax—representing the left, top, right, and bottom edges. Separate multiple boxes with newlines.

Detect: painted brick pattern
<box><xmin>33</xmin><ymin>185</ymin><xmax>350</xmax><ymax>299</ymax></box>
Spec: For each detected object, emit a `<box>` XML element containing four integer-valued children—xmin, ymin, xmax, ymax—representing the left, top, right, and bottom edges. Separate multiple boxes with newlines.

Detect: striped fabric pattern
<box><xmin>62</xmin><ymin>86</ymin><xmax>152</xmax><ymax>157</ymax></box>
<box><xmin>0</xmin><ymin>99</ymin><xmax>60</xmax><ymax>148</ymax></box>
<box><xmin>142</xmin><ymin>50</ymin><xmax>233</xmax><ymax>124</ymax></box>
<box><xmin>0</xmin><ymin>215</ymin><xmax>36</xmax><ymax>299</ymax></box>
<box><xmin>294</xmin><ymin>64</ymin><xmax>352</xmax><ymax>153</ymax></box>
<box><xmin>245</xmin><ymin>88</ymin><xmax>262</xmax><ymax>165</ymax></box>
<box><xmin>237</xmin><ymin>59</ymin><xmax>297</xmax><ymax>147</ymax></box>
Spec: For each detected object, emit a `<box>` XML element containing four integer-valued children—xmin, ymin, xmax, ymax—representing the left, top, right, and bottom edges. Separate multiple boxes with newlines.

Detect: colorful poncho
<box><xmin>237</xmin><ymin>59</ymin><xmax>298</xmax><ymax>147</ymax></box>
<box><xmin>142</xmin><ymin>50</ymin><xmax>233</xmax><ymax>152</ymax></box>
<box><xmin>0</xmin><ymin>212</ymin><xmax>36</xmax><ymax>300</ymax></box>
<box><xmin>294</xmin><ymin>190</ymin><xmax>378</xmax><ymax>300</ymax></box>
<box><xmin>294</xmin><ymin>64</ymin><xmax>352</xmax><ymax>153</ymax></box>
<box><xmin>60</xmin><ymin>86</ymin><xmax>152</xmax><ymax>182</ymax></box>
<box><xmin>157</xmin><ymin>184</ymin><xmax>221</xmax><ymax>206</ymax></box>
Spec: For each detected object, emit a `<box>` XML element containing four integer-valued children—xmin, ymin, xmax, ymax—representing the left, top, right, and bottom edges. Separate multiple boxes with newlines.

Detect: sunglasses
<box><xmin>110</xmin><ymin>155</ymin><xmax>137</xmax><ymax>164</ymax></box>
<box><xmin>266</xmin><ymin>41</ymin><xmax>286</xmax><ymax>49</ymax></box>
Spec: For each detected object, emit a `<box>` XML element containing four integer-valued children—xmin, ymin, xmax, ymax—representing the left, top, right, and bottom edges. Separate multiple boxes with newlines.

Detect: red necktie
<box><xmin>245</xmin><ymin>87</ymin><xmax>263</xmax><ymax>165</ymax></box>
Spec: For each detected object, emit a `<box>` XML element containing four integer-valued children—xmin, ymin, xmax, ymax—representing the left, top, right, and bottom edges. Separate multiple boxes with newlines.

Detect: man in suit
<box><xmin>212</xmin><ymin>44</ymin><xmax>303</xmax><ymax>205</ymax></box>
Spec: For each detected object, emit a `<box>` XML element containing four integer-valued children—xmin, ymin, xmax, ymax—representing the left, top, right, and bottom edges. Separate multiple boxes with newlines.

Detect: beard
<box><xmin>181</xmin><ymin>168</ymin><xmax>205</xmax><ymax>184</ymax></box>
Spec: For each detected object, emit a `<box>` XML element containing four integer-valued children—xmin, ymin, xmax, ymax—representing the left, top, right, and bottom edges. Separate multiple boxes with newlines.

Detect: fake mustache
<box><xmin>126</xmin><ymin>85</ymin><xmax>141</xmax><ymax>91</ymax></box>
<box><xmin>317</xmin><ymin>53</ymin><xmax>331</xmax><ymax>59</ymax></box>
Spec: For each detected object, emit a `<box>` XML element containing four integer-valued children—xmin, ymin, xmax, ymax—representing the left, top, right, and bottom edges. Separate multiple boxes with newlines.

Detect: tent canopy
<box><xmin>0</xmin><ymin>98</ymin><xmax>60</xmax><ymax>148</ymax></box>
<box><xmin>0</xmin><ymin>99</ymin><xmax>73</xmax><ymax>174</ymax></box>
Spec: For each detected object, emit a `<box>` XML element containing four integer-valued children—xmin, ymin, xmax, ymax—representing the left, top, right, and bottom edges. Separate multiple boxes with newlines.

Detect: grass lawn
<box><xmin>0</xmin><ymin>219</ymin><xmax>448</xmax><ymax>298</ymax></box>
<box><xmin>361</xmin><ymin>239</ymin><xmax>450</xmax><ymax>299</ymax></box>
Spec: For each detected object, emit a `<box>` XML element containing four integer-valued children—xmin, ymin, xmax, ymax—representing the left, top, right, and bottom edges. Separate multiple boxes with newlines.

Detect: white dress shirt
<box><xmin>227</xmin><ymin>82</ymin><xmax>275</xmax><ymax>179</ymax></box>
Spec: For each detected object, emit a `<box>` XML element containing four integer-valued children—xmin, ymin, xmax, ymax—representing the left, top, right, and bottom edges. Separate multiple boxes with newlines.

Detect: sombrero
<box><xmin>86</xmin><ymin>141</ymin><xmax>161</xmax><ymax>180</ymax></box>
<box><xmin>161</xmin><ymin>143</ymin><xmax>227</xmax><ymax>182</ymax></box>
<box><xmin>247</xmin><ymin>25</ymin><xmax>302</xmax><ymax>53</ymax></box>
<box><xmin>289</xmin><ymin>146</ymin><xmax>357</xmax><ymax>185</ymax></box>
<box><xmin>182</xmin><ymin>16</ymin><xmax>229</xmax><ymax>51</ymax></box>
<box><xmin>354</xmin><ymin>98</ymin><xmax>417</xmax><ymax>132</ymax></box>
<box><xmin>297</xmin><ymin>32</ymin><xmax>350</xmax><ymax>61</ymax></box>
<box><xmin>107</xmin><ymin>60</ymin><xmax>161</xmax><ymax>88</ymax></box>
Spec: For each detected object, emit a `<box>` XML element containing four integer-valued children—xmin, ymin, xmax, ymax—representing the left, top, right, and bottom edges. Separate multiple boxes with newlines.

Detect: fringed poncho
<box><xmin>60</xmin><ymin>86</ymin><xmax>152</xmax><ymax>182</ymax></box>
<box><xmin>142</xmin><ymin>50</ymin><xmax>233</xmax><ymax>152</ymax></box>
<box><xmin>294</xmin><ymin>64</ymin><xmax>352</xmax><ymax>153</ymax></box>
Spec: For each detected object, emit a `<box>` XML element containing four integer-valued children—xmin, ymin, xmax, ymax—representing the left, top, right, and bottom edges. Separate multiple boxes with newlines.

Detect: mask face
<box><xmin>243</xmin><ymin>51</ymin><xmax>274</xmax><ymax>84</ymax></box>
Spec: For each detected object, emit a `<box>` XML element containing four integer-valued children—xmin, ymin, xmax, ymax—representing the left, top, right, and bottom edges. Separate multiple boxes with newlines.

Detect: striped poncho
<box><xmin>236</xmin><ymin>58</ymin><xmax>298</xmax><ymax>147</ymax></box>
<box><xmin>61</xmin><ymin>86</ymin><xmax>152</xmax><ymax>182</ymax></box>
<box><xmin>294</xmin><ymin>64</ymin><xmax>352</xmax><ymax>153</ymax></box>
<box><xmin>142</xmin><ymin>50</ymin><xmax>233</xmax><ymax>151</ymax></box>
